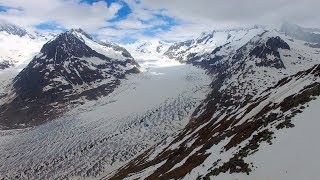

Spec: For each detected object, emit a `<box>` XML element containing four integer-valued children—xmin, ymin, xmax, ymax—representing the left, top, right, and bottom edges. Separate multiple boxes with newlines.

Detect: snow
<box><xmin>85</xmin><ymin>56</ymin><xmax>108</xmax><ymax>65</ymax></box>
<box><xmin>0</xmin><ymin>31</ymin><xmax>48</xmax><ymax>95</ymax></box>
<box><xmin>166</xmin><ymin>27</ymin><xmax>265</xmax><ymax>62</ymax></box>
<box><xmin>1</xmin><ymin>24</ymin><xmax>320</xmax><ymax>179</ymax></box>
<box><xmin>116</xmin><ymin>27</ymin><xmax>320</xmax><ymax>180</ymax></box>
<box><xmin>0</xmin><ymin>56</ymin><xmax>211</xmax><ymax>178</ymax></box>
<box><xmin>216</xmin><ymin>97</ymin><xmax>320</xmax><ymax>180</ymax></box>
<box><xmin>122</xmin><ymin>40</ymin><xmax>173</xmax><ymax>61</ymax></box>
<box><xmin>70</xmin><ymin>30</ymin><xmax>129</xmax><ymax>61</ymax></box>
<box><xmin>122</xmin><ymin>40</ymin><xmax>180</xmax><ymax>71</ymax></box>
<box><xmin>235</xmin><ymin>74</ymin><xmax>316</xmax><ymax>126</ymax></box>
<box><xmin>0</xmin><ymin>32</ymin><xmax>48</xmax><ymax>67</ymax></box>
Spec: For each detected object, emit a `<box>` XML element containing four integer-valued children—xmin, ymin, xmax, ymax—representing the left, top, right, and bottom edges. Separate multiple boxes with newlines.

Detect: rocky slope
<box><xmin>0</xmin><ymin>29</ymin><xmax>139</xmax><ymax>129</ymax></box>
<box><xmin>108</xmin><ymin>27</ymin><xmax>320</xmax><ymax>179</ymax></box>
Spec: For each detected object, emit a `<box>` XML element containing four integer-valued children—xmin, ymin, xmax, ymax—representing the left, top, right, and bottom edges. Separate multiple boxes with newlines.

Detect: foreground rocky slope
<box><xmin>0</xmin><ymin>29</ymin><xmax>139</xmax><ymax>129</ymax></box>
<box><xmin>108</xmin><ymin>27</ymin><xmax>320</xmax><ymax>179</ymax></box>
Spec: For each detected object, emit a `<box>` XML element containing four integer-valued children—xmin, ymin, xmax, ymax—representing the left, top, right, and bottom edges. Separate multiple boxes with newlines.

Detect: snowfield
<box><xmin>0</xmin><ymin>58</ymin><xmax>211</xmax><ymax>179</ymax></box>
<box><xmin>0</xmin><ymin>35</ymin><xmax>47</xmax><ymax>95</ymax></box>
<box><xmin>216</xmin><ymin>97</ymin><xmax>320</xmax><ymax>180</ymax></box>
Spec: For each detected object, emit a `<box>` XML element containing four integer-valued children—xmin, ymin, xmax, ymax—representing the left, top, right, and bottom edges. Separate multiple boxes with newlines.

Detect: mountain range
<box><xmin>0</xmin><ymin>22</ymin><xmax>320</xmax><ymax>179</ymax></box>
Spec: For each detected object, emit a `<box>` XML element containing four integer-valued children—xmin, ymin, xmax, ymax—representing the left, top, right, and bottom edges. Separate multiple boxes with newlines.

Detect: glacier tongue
<box><xmin>0</xmin><ymin>58</ymin><xmax>211</xmax><ymax>179</ymax></box>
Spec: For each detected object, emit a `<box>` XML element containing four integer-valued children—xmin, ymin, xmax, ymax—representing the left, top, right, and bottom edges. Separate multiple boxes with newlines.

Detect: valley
<box><xmin>0</xmin><ymin>56</ymin><xmax>211</xmax><ymax>179</ymax></box>
<box><xmin>0</xmin><ymin>20</ymin><xmax>320</xmax><ymax>180</ymax></box>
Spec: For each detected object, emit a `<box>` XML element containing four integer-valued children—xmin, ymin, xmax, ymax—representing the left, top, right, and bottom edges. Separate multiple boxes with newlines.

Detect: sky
<box><xmin>0</xmin><ymin>0</ymin><xmax>319</xmax><ymax>43</ymax></box>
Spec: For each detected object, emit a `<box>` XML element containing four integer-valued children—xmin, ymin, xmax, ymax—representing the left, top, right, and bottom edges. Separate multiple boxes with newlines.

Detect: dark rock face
<box><xmin>186</xmin><ymin>33</ymin><xmax>290</xmax><ymax>75</ymax></box>
<box><xmin>248</xmin><ymin>36</ymin><xmax>290</xmax><ymax>69</ymax></box>
<box><xmin>0</xmin><ymin>29</ymin><xmax>140</xmax><ymax>129</ymax></box>
<box><xmin>0</xmin><ymin>60</ymin><xmax>13</xmax><ymax>70</ymax></box>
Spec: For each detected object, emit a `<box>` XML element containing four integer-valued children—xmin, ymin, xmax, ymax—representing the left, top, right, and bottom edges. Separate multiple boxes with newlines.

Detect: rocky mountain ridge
<box><xmin>108</xmin><ymin>26</ymin><xmax>320</xmax><ymax>179</ymax></box>
<box><xmin>0</xmin><ymin>28</ymin><xmax>140</xmax><ymax>129</ymax></box>
<box><xmin>0</xmin><ymin>23</ymin><xmax>320</xmax><ymax>179</ymax></box>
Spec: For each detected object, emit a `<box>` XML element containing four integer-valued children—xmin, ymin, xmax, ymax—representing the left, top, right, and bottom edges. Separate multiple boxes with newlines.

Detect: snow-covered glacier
<box><xmin>0</xmin><ymin>57</ymin><xmax>211</xmax><ymax>179</ymax></box>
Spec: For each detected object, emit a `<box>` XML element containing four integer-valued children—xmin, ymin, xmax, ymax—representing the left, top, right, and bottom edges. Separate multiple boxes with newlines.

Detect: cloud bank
<box><xmin>1</xmin><ymin>0</ymin><xmax>319</xmax><ymax>43</ymax></box>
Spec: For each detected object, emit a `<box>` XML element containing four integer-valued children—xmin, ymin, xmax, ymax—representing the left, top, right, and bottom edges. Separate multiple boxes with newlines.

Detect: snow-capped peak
<box><xmin>0</xmin><ymin>28</ymin><xmax>140</xmax><ymax>129</ymax></box>
<box><xmin>126</xmin><ymin>40</ymin><xmax>171</xmax><ymax>54</ymax></box>
<box><xmin>64</xmin><ymin>28</ymin><xmax>134</xmax><ymax>61</ymax></box>
<box><xmin>0</xmin><ymin>20</ymin><xmax>28</xmax><ymax>37</ymax></box>
<box><xmin>122</xmin><ymin>40</ymin><xmax>173</xmax><ymax>61</ymax></box>
<box><xmin>165</xmin><ymin>26</ymin><xmax>266</xmax><ymax>62</ymax></box>
<box><xmin>0</xmin><ymin>22</ymin><xmax>49</xmax><ymax>72</ymax></box>
<box><xmin>69</xmin><ymin>28</ymin><xmax>94</xmax><ymax>41</ymax></box>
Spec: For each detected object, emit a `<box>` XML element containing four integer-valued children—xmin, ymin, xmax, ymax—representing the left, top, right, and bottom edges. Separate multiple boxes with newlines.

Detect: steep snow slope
<box><xmin>0</xmin><ymin>22</ymin><xmax>50</xmax><ymax>95</ymax></box>
<box><xmin>217</xmin><ymin>96</ymin><xmax>320</xmax><ymax>180</ymax></box>
<box><xmin>0</xmin><ymin>22</ymin><xmax>50</xmax><ymax>70</ymax></box>
<box><xmin>0</xmin><ymin>56</ymin><xmax>211</xmax><ymax>178</ymax></box>
<box><xmin>108</xmin><ymin>28</ymin><xmax>320</xmax><ymax>179</ymax></box>
<box><xmin>164</xmin><ymin>26</ymin><xmax>264</xmax><ymax>62</ymax></box>
<box><xmin>70</xmin><ymin>29</ymin><xmax>134</xmax><ymax>61</ymax></box>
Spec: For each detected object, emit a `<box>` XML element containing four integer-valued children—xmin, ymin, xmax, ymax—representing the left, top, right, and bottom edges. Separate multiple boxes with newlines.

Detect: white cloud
<box><xmin>123</xmin><ymin>0</ymin><xmax>158</xmax><ymax>21</ymax></box>
<box><xmin>137</xmin><ymin>0</ymin><xmax>320</xmax><ymax>41</ymax></box>
<box><xmin>142</xmin><ymin>0</ymin><xmax>320</xmax><ymax>27</ymax></box>
<box><xmin>0</xmin><ymin>0</ymin><xmax>121</xmax><ymax>32</ymax></box>
<box><xmin>94</xmin><ymin>0</ymin><xmax>170</xmax><ymax>42</ymax></box>
<box><xmin>154</xmin><ymin>23</ymin><xmax>213</xmax><ymax>42</ymax></box>
<box><xmin>115</xmin><ymin>18</ymin><xmax>166</xmax><ymax>29</ymax></box>
<box><xmin>1</xmin><ymin>0</ymin><xmax>319</xmax><ymax>43</ymax></box>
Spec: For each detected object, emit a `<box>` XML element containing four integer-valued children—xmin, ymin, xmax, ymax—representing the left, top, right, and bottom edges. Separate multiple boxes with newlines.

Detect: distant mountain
<box><xmin>164</xmin><ymin>26</ymin><xmax>265</xmax><ymax>62</ymax></box>
<box><xmin>0</xmin><ymin>21</ymin><xmax>50</xmax><ymax>71</ymax></box>
<box><xmin>0</xmin><ymin>28</ymin><xmax>140</xmax><ymax>129</ymax></box>
<box><xmin>281</xmin><ymin>22</ymin><xmax>320</xmax><ymax>45</ymax></box>
<box><xmin>123</xmin><ymin>40</ymin><xmax>172</xmax><ymax>60</ymax></box>
<box><xmin>0</xmin><ymin>20</ymin><xmax>28</xmax><ymax>37</ymax></box>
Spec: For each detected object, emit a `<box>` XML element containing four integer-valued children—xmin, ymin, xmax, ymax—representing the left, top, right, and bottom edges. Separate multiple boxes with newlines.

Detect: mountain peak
<box><xmin>68</xmin><ymin>28</ymin><xmax>94</xmax><ymax>41</ymax></box>
<box><xmin>0</xmin><ymin>20</ymin><xmax>28</xmax><ymax>37</ymax></box>
<box><xmin>40</xmin><ymin>29</ymin><xmax>94</xmax><ymax>59</ymax></box>
<box><xmin>281</xmin><ymin>22</ymin><xmax>320</xmax><ymax>44</ymax></box>
<box><xmin>0</xmin><ymin>27</ymin><xmax>140</xmax><ymax>129</ymax></box>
